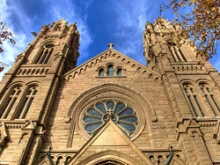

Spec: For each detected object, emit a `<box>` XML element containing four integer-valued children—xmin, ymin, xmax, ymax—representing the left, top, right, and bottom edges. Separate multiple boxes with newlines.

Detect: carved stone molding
<box><xmin>172</xmin><ymin>64</ymin><xmax>206</xmax><ymax>74</ymax></box>
<box><xmin>17</xmin><ymin>66</ymin><xmax>50</xmax><ymax>77</ymax></box>
<box><xmin>62</xmin><ymin>49</ymin><xmax>161</xmax><ymax>83</ymax></box>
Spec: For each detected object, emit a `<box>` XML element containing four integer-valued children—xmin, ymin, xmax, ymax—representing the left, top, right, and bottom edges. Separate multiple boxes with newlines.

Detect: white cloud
<box><xmin>0</xmin><ymin>0</ymin><xmax>32</xmax><ymax>80</ymax></box>
<box><xmin>47</xmin><ymin>0</ymin><xmax>93</xmax><ymax>65</ymax></box>
<box><xmin>0</xmin><ymin>0</ymin><xmax>93</xmax><ymax>80</ymax></box>
<box><xmin>110</xmin><ymin>0</ymin><xmax>154</xmax><ymax>65</ymax></box>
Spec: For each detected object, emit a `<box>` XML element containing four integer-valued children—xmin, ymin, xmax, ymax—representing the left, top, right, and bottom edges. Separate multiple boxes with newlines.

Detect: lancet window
<box><xmin>200</xmin><ymin>83</ymin><xmax>220</xmax><ymax>116</ymax></box>
<box><xmin>0</xmin><ymin>86</ymin><xmax>21</xmax><ymax>119</ymax></box>
<box><xmin>183</xmin><ymin>83</ymin><xmax>205</xmax><ymax>117</ymax></box>
<box><xmin>168</xmin><ymin>42</ymin><xmax>186</xmax><ymax>62</ymax></box>
<box><xmin>15</xmin><ymin>86</ymin><xmax>38</xmax><ymax>119</ymax></box>
<box><xmin>35</xmin><ymin>44</ymin><xmax>54</xmax><ymax>64</ymax></box>
<box><xmin>107</xmin><ymin>65</ymin><xmax>114</xmax><ymax>76</ymax></box>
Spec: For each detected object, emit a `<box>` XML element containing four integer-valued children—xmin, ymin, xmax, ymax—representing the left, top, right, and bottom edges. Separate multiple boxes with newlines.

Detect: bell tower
<box><xmin>143</xmin><ymin>18</ymin><xmax>219</xmax><ymax>165</ymax></box>
<box><xmin>26</xmin><ymin>19</ymin><xmax>79</xmax><ymax>72</ymax></box>
<box><xmin>142</xmin><ymin>17</ymin><xmax>215</xmax><ymax>73</ymax></box>
<box><xmin>0</xmin><ymin>19</ymin><xmax>79</xmax><ymax>165</ymax></box>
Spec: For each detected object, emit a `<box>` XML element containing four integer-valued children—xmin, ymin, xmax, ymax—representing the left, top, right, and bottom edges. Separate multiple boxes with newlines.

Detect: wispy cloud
<box><xmin>0</xmin><ymin>0</ymin><xmax>33</xmax><ymax>79</ymax></box>
<box><xmin>0</xmin><ymin>0</ymin><xmax>93</xmax><ymax>80</ymax></box>
<box><xmin>47</xmin><ymin>0</ymin><xmax>93</xmax><ymax>65</ymax></box>
<box><xmin>109</xmin><ymin>0</ymin><xmax>156</xmax><ymax>65</ymax></box>
<box><xmin>0</xmin><ymin>0</ymin><xmax>218</xmax><ymax>80</ymax></box>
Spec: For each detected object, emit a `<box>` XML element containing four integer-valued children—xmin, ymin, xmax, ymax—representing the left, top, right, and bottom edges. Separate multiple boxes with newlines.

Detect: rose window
<box><xmin>82</xmin><ymin>100</ymin><xmax>138</xmax><ymax>136</ymax></box>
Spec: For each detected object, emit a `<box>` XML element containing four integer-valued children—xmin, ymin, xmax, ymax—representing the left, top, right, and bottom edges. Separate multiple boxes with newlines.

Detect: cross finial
<box><xmin>108</xmin><ymin>43</ymin><xmax>114</xmax><ymax>49</ymax></box>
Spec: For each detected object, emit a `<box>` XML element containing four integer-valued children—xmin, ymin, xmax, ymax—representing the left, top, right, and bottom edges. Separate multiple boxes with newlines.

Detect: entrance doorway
<box><xmin>96</xmin><ymin>160</ymin><xmax>125</xmax><ymax>165</ymax></box>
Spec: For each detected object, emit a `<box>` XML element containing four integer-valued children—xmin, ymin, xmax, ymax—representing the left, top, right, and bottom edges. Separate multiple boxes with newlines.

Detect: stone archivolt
<box><xmin>66</xmin><ymin>82</ymin><xmax>157</xmax><ymax>148</ymax></box>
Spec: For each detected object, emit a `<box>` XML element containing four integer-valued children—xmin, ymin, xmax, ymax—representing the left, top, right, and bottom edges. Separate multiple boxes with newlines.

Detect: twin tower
<box><xmin>0</xmin><ymin>18</ymin><xmax>220</xmax><ymax>165</ymax></box>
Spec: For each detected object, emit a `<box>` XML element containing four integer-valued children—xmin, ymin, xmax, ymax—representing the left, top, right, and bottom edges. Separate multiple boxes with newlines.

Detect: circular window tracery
<box><xmin>82</xmin><ymin>100</ymin><xmax>138</xmax><ymax>137</ymax></box>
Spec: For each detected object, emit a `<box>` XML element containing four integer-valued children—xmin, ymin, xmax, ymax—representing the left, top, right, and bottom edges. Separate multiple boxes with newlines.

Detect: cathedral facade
<box><xmin>0</xmin><ymin>18</ymin><xmax>220</xmax><ymax>165</ymax></box>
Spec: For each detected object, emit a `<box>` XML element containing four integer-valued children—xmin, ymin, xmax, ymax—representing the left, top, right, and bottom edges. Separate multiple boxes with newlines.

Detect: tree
<box><xmin>0</xmin><ymin>22</ymin><xmax>15</xmax><ymax>72</ymax></box>
<box><xmin>161</xmin><ymin>0</ymin><xmax>220</xmax><ymax>59</ymax></box>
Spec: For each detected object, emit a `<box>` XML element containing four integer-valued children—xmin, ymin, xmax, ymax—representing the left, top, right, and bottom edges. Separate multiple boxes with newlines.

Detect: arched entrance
<box><xmin>75</xmin><ymin>151</ymin><xmax>146</xmax><ymax>165</ymax></box>
<box><xmin>95</xmin><ymin>160</ymin><xmax>125</xmax><ymax>165</ymax></box>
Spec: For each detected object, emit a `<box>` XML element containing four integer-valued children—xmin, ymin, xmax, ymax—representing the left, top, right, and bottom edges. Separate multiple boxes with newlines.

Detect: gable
<box><xmin>168</xmin><ymin>155</ymin><xmax>186</xmax><ymax>165</ymax></box>
<box><xmin>91</xmin><ymin>123</ymin><xmax>128</xmax><ymax>146</ymax></box>
<box><xmin>68</xmin><ymin>120</ymin><xmax>153</xmax><ymax>165</ymax></box>
<box><xmin>62</xmin><ymin>48</ymin><xmax>161</xmax><ymax>82</ymax></box>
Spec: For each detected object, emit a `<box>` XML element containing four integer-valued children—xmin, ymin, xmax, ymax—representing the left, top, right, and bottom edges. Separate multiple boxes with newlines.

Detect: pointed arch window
<box><xmin>35</xmin><ymin>44</ymin><xmax>54</xmax><ymax>64</ymax></box>
<box><xmin>183</xmin><ymin>83</ymin><xmax>204</xmax><ymax>117</ymax></box>
<box><xmin>200</xmin><ymin>83</ymin><xmax>220</xmax><ymax>116</ymax></box>
<box><xmin>107</xmin><ymin>65</ymin><xmax>114</xmax><ymax>76</ymax></box>
<box><xmin>0</xmin><ymin>86</ymin><xmax>21</xmax><ymax>119</ymax></box>
<box><xmin>15</xmin><ymin>86</ymin><xmax>38</xmax><ymax>119</ymax></box>
<box><xmin>168</xmin><ymin>42</ymin><xmax>186</xmax><ymax>62</ymax></box>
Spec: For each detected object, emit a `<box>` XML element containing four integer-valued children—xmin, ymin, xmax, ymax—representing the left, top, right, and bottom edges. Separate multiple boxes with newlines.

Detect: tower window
<box><xmin>0</xmin><ymin>86</ymin><xmax>21</xmax><ymax>119</ymax></box>
<box><xmin>200</xmin><ymin>83</ymin><xmax>220</xmax><ymax>116</ymax></box>
<box><xmin>183</xmin><ymin>83</ymin><xmax>204</xmax><ymax>117</ymax></box>
<box><xmin>98</xmin><ymin>68</ymin><xmax>104</xmax><ymax>76</ymax></box>
<box><xmin>161</xmin><ymin>24</ymin><xmax>166</xmax><ymax>29</ymax></box>
<box><xmin>168</xmin><ymin>42</ymin><xmax>186</xmax><ymax>62</ymax></box>
<box><xmin>54</xmin><ymin>24</ymin><xmax>61</xmax><ymax>31</ymax></box>
<box><xmin>15</xmin><ymin>86</ymin><xmax>38</xmax><ymax>119</ymax></box>
<box><xmin>35</xmin><ymin>44</ymin><xmax>54</xmax><ymax>64</ymax></box>
<box><xmin>107</xmin><ymin>65</ymin><xmax>114</xmax><ymax>76</ymax></box>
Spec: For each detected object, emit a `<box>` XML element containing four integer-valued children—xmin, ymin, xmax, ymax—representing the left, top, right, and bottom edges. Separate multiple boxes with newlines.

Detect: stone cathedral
<box><xmin>0</xmin><ymin>18</ymin><xmax>220</xmax><ymax>165</ymax></box>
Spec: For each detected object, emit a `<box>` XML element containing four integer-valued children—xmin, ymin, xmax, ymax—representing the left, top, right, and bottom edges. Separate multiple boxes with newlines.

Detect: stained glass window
<box><xmin>82</xmin><ymin>100</ymin><xmax>138</xmax><ymax>136</ymax></box>
<box><xmin>107</xmin><ymin>65</ymin><xmax>114</xmax><ymax>76</ymax></box>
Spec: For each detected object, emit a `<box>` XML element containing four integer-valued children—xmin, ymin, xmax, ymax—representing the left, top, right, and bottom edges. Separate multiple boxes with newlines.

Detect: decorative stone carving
<box><xmin>0</xmin><ymin>122</ymin><xmax>9</xmax><ymax>151</ymax></box>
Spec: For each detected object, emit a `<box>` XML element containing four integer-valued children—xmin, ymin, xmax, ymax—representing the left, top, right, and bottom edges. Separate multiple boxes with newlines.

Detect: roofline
<box><xmin>62</xmin><ymin>47</ymin><xmax>160</xmax><ymax>78</ymax></box>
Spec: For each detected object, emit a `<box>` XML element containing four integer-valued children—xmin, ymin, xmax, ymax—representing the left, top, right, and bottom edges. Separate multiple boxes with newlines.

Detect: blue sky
<box><xmin>0</xmin><ymin>0</ymin><xmax>219</xmax><ymax>79</ymax></box>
